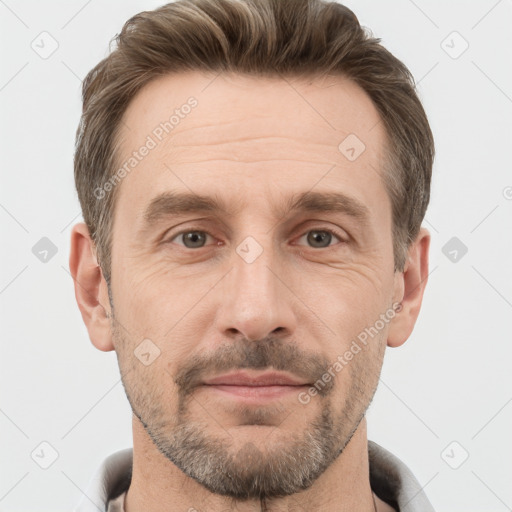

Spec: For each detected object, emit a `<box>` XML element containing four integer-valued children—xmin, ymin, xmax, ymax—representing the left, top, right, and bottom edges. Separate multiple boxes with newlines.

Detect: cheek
<box><xmin>113</xmin><ymin>259</ymin><xmax>192</xmax><ymax>333</ymax></box>
<box><xmin>303</xmin><ymin>272</ymin><xmax>394</xmax><ymax>380</ymax></box>
<box><xmin>114</xmin><ymin>325</ymin><xmax>181</xmax><ymax>413</ymax></box>
<box><xmin>300</xmin><ymin>262</ymin><xmax>391</xmax><ymax>329</ymax></box>
<box><xmin>113</xmin><ymin>263</ymin><xmax>213</xmax><ymax>368</ymax></box>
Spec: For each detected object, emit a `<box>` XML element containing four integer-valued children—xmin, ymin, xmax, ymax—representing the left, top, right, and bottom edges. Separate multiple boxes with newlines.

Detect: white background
<box><xmin>0</xmin><ymin>0</ymin><xmax>511</xmax><ymax>511</ymax></box>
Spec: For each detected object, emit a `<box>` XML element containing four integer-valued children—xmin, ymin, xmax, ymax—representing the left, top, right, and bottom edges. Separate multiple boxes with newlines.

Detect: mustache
<box><xmin>174</xmin><ymin>336</ymin><xmax>334</xmax><ymax>397</ymax></box>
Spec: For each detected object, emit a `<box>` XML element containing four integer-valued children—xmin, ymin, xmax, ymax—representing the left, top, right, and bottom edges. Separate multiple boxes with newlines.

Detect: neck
<box><xmin>125</xmin><ymin>416</ymin><xmax>375</xmax><ymax>512</ymax></box>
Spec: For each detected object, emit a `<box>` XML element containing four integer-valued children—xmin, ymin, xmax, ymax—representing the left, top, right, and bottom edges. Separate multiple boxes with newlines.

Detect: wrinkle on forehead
<box><xmin>115</xmin><ymin>70</ymin><xmax>385</xmax><ymax>164</ymax></box>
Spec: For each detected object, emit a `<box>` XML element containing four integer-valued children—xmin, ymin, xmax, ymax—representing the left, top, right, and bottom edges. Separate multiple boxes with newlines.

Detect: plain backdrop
<box><xmin>0</xmin><ymin>1</ymin><xmax>511</xmax><ymax>511</ymax></box>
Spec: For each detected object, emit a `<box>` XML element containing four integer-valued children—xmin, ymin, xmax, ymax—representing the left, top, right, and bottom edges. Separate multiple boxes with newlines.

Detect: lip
<box><xmin>201</xmin><ymin>371</ymin><xmax>310</xmax><ymax>402</ymax></box>
<box><xmin>202</xmin><ymin>370</ymin><xmax>309</xmax><ymax>387</ymax></box>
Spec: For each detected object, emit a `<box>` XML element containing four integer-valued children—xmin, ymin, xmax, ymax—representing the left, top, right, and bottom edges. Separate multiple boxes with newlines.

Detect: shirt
<box><xmin>73</xmin><ymin>441</ymin><xmax>435</xmax><ymax>512</ymax></box>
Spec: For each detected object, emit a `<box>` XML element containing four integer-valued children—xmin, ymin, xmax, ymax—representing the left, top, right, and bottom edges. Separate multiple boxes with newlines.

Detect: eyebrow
<box><xmin>282</xmin><ymin>190</ymin><xmax>370</xmax><ymax>225</ymax></box>
<box><xmin>141</xmin><ymin>190</ymin><xmax>370</xmax><ymax>229</ymax></box>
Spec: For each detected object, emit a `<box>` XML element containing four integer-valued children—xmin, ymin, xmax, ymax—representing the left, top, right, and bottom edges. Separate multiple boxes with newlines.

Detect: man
<box><xmin>70</xmin><ymin>0</ymin><xmax>435</xmax><ymax>510</ymax></box>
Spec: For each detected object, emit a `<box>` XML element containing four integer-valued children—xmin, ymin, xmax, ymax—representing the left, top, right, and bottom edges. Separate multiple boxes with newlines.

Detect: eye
<box><xmin>296</xmin><ymin>228</ymin><xmax>344</xmax><ymax>249</ymax></box>
<box><xmin>168</xmin><ymin>230</ymin><xmax>214</xmax><ymax>249</ymax></box>
<box><xmin>165</xmin><ymin>227</ymin><xmax>345</xmax><ymax>250</ymax></box>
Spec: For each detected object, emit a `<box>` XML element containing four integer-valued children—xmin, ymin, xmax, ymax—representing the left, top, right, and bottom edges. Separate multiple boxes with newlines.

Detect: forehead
<box><xmin>117</xmin><ymin>71</ymin><xmax>384</xmax><ymax>150</ymax></box>
<box><xmin>113</xmin><ymin>71</ymin><xmax>389</xmax><ymax>226</ymax></box>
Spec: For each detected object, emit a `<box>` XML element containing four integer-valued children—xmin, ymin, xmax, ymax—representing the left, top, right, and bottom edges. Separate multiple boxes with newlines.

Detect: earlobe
<box><xmin>69</xmin><ymin>223</ymin><xmax>114</xmax><ymax>352</ymax></box>
<box><xmin>387</xmin><ymin>228</ymin><xmax>430</xmax><ymax>348</ymax></box>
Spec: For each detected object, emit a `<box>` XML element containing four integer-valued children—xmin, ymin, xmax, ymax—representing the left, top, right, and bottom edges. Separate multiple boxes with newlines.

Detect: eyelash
<box><xmin>166</xmin><ymin>226</ymin><xmax>346</xmax><ymax>249</ymax></box>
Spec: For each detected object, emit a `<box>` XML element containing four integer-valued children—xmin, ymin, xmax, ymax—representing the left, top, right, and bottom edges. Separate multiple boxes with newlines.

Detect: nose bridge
<box><xmin>216</xmin><ymin>233</ymin><xmax>295</xmax><ymax>340</ymax></box>
<box><xmin>230</xmin><ymin>198</ymin><xmax>282</xmax><ymax>298</ymax></box>
<box><xmin>234</xmin><ymin>235</ymin><xmax>277</xmax><ymax>300</ymax></box>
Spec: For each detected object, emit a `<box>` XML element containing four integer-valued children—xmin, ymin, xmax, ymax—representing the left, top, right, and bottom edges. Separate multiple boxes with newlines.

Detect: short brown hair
<box><xmin>74</xmin><ymin>0</ymin><xmax>434</xmax><ymax>284</ymax></box>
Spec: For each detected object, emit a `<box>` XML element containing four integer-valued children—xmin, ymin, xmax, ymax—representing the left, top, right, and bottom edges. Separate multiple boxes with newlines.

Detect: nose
<box><xmin>214</xmin><ymin>241</ymin><xmax>297</xmax><ymax>342</ymax></box>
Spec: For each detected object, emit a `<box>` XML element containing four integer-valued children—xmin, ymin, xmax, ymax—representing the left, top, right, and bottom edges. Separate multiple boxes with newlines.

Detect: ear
<box><xmin>387</xmin><ymin>227</ymin><xmax>430</xmax><ymax>348</ymax></box>
<box><xmin>69</xmin><ymin>222</ymin><xmax>114</xmax><ymax>352</ymax></box>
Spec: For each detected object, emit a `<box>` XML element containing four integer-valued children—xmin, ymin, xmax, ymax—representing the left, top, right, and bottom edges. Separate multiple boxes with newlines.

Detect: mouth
<box><xmin>201</xmin><ymin>371</ymin><xmax>311</xmax><ymax>402</ymax></box>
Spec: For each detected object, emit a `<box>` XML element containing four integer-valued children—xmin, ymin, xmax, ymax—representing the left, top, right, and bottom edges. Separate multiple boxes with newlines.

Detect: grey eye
<box><xmin>298</xmin><ymin>229</ymin><xmax>340</xmax><ymax>248</ymax></box>
<box><xmin>175</xmin><ymin>231</ymin><xmax>209</xmax><ymax>248</ymax></box>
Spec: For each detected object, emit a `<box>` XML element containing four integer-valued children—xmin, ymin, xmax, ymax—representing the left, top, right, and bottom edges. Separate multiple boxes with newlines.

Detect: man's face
<box><xmin>109</xmin><ymin>71</ymin><xmax>401</xmax><ymax>499</ymax></box>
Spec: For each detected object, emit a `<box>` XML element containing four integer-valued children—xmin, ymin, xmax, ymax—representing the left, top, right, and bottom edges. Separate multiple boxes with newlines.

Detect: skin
<box><xmin>70</xmin><ymin>71</ymin><xmax>430</xmax><ymax>512</ymax></box>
